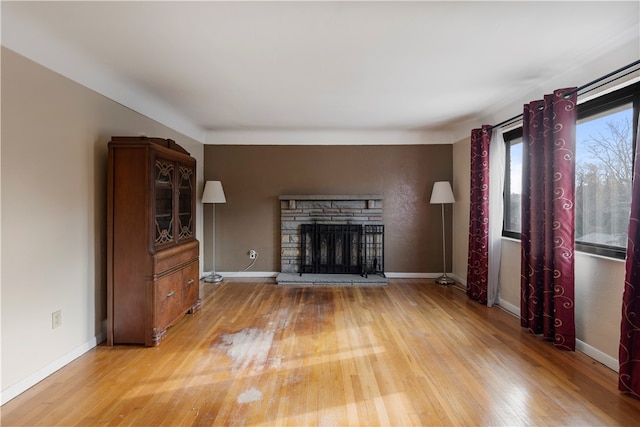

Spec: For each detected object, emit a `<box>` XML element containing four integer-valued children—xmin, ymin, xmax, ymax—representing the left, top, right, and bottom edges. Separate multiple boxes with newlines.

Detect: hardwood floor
<box><xmin>3</xmin><ymin>278</ymin><xmax>640</xmax><ymax>426</ymax></box>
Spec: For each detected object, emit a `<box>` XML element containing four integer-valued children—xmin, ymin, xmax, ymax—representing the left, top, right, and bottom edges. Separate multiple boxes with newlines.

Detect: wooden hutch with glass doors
<box><xmin>107</xmin><ymin>136</ymin><xmax>200</xmax><ymax>346</ymax></box>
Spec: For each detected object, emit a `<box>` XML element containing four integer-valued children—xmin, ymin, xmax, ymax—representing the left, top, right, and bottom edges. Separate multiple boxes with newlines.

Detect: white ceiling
<box><xmin>2</xmin><ymin>1</ymin><xmax>639</xmax><ymax>144</ymax></box>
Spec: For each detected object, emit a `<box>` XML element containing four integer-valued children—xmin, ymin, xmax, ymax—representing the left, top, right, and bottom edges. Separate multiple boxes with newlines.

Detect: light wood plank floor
<box><xmin>3</xmin><ymin>278</ymin><xmax>640</xmax><ymax>426</ymax></box>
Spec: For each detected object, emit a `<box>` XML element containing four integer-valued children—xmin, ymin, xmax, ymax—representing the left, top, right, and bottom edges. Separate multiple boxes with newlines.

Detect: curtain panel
<box><xmin>520</xmin><ymin>88</ymin><xmax>577</xmax><ymax>351</ymax></box>
<box><xmin>487</xmin><ymin>129</ymin><xmax>505</xmax><ymax>307</ymax></box>
<box><xmin>619</xmin><ymin>111</ymin><xmax>640</xmax><ymax>399</ymax></box>
<box><xmin>467</xmin><ymin>125</ymin><xmax>492</xmax><ymax>304</ymax></box>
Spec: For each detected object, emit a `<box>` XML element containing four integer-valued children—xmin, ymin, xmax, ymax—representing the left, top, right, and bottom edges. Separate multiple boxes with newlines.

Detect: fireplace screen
<box><xmin>300</xmin><ymin>224</ymin><xmax>384</xmax><ymax>277</ymax></box>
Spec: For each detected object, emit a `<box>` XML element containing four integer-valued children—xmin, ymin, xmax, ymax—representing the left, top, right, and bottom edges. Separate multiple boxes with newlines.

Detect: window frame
<box><xmin>503</xmin><ymin>127</ymin><xmax>522</xmax><ymax>240</ymax></box>
<box><xmin>502</xmin><ymin>81</ymin><xmax>640</xmax><ymax>259</ymax></box>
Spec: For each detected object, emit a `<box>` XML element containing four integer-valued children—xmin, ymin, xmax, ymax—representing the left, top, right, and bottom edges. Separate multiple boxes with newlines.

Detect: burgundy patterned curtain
<box><xmin>467</xmin><ymin>125</ymin><xmax>492</xmax><ymax>304</ymax></box>
<box><xmin>619</xmin><ymin>111</ymin><xmax>640</xmax><ymax>398</ymax></box>
<box><xmin>521</xmin><ymin>88</ymin><xmax>577</xmax><ymax>351</ymax></box>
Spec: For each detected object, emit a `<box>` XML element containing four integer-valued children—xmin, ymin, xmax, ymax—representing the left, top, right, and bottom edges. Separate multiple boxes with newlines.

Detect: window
<box><xmin>503</xmin><ymin>82</ymin><xmax>640</xmax><ymax>259</ymax></box>
<box><xmin>504</xmin><ymin>128</ymin><xmax>522</xmax><ymax>239</ymax></box>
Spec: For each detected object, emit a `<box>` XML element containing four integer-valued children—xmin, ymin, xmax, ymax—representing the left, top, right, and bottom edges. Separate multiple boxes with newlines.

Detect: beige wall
<box><xmin>1</xmin><ymin>48</ymin><xmax>204</xmax><ymax>402</ymax></box>
<box><xmin>204</xmin><ymin>144</ymin><xmax>453</xmax><ymax>274</ymax></box>
<box><xmin>451</xmin><ymin>133</ymin><xmax>625</xmax><ymax>370</ymax></box>
<box><xmin>452</xmin><ymin>136</ymin><xmax>470</xmax><ymax>281</ymax></box>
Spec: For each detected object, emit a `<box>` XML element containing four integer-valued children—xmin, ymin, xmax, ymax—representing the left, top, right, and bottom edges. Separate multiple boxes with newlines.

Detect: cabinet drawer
<box><xmin>182</xmin><ymin>262</ymin><xmax>199</xmax><ymax>309</ymax></box>
<box><xmin>155</xmin><ymin>271</ymin><xmax>183</xmax><ymax>329</ymax></box>
<box><xmin>154</xmin><ymin>241</ymin><xmax>199</xmax><ymax>275</ymax></box>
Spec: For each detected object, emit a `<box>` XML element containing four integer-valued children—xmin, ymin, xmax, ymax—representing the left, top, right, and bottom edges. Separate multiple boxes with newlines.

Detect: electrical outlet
<box><xmin>52</xmin><ymin>310</ymin><xmax>62</xmax><ymax>329</ymax></box>
<box><xmin>249</xmin><ymin>249</ymin><xmax>257</xmax><ymax>259</ymax></box>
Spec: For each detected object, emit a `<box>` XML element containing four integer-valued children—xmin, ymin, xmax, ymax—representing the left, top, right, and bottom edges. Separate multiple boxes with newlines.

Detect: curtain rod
<box><xmin>488</xmin><ymin>58</ymin><xmax>640</xmax><ymax>131</ymax></box>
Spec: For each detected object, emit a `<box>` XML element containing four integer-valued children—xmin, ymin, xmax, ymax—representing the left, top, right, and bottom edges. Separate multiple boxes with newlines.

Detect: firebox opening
<box><xmin>300</xmin><ymin>223</ymin><xmax>384</xmax><ymax>277</ymax></box>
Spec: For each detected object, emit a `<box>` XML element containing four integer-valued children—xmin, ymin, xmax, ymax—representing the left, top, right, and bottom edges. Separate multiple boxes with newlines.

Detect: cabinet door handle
<box><xmin>167</xmin><ymin>290</ymin><xmax>175</xmax><ymax>298</ymax></box>
<box><xmin>187</xmin><ymin>279</ymin><xmax>195</xmax><ymax>285</ymax></box>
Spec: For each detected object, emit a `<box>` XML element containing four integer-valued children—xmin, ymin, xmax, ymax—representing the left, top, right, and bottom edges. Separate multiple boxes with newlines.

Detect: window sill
<box><xmin>501</xmin><ymin>236</ymin><xmax>626</xmax><ymax>263</ymax></box>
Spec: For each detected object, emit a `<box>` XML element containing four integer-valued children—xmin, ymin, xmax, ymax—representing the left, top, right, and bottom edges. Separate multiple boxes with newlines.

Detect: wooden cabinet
<box><xmin>107</xmin><ymin>136</ymin><xmax>200</xmax><ymax>346</ymax></box>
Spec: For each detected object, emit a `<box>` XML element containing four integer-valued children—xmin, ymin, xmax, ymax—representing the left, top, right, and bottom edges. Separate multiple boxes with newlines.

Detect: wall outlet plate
<box><xmin>52</xmin><ymin>310</ymin><xmax>62</xmax><ymax>329</ymax></box>
<box><xmin>249</xmin><ymin>250</ymin><xmax>257</xmax><ymax>259</ymax></box>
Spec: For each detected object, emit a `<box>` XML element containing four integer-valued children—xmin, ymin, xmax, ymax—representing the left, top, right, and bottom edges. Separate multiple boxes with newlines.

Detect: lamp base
<box><xmin>204</xmin><ymin>273</ymin><xmax>223</xmax><ymax>283</ymax></box>
<box><xmin>435</xmin><ymin>274</ymin><xmax>455</xmax><ymax>286</ymax></box>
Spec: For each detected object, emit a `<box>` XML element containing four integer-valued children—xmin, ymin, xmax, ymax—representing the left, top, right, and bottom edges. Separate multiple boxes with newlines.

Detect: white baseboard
<box><xmin>202</xmin><ymin>271</ymin><xmax>446</xmax><ymax>279</ymax></box>
<box><xmin>219</xmin><ymin>271</ymin><xmax>278</xmax><ymax>278</ymax></box>
<box><xmin>576</xmin><ymin>339</ymin><xmax>619</xmax><ymax>372</ymax></box>
<box><xmin>384</xmin><ymin>272</ymin><xmax>439</xmax><ymax>278</ymax></box>
<box><xmin>1</xmin><ymin>332</ymin><xmax>107</xmax><ymax>405</ymax></box>
<box><xmin>497</xmin><ymin>298</ymin><xmax>619</xmax><ymax>372</ymax></box>
<box><xmin>200</xmin><ymin>271</ymin><xmax>278</xmax><ymax>279</ymax></box>
<box><xmin>450</xmin><ymin>273</ymin><xmax>467</xmax><ymax>287</ymax></box>
<box><xmin>497</xmin><ymin>298</ymin><xmax>519</xmax><ymax>316</ymax></box>
<box><xmin>201</xmin><ymin>271</ymin><xmax>448</xmax><ymax>280</ymax></box>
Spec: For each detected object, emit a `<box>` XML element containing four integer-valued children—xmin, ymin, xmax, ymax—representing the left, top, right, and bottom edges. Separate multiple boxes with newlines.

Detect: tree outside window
<box><xmin>576</xmin><ymin>107</ymin><xmax>633</xmax><ymax>249</ymax></box>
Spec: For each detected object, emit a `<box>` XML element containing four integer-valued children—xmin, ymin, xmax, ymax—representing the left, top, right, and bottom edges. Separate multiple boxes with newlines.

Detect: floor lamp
<box><xmin>430</xmin><ymin>181</ymin><xmax>455</xmax><ymax>285</ymax></box>
<box><xmin>202</xmin><ymin>181</ymin><xmax>226</xmax><ymax>283</ymax></box>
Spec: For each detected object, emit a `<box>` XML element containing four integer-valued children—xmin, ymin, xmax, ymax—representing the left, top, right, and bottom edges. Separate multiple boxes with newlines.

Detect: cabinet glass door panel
<box><xmin>154</xmin><ymin>159</ymin><xmax>174</xmax><ymax>246</ymax></box>
<box><xmin>178</xmin><ymin>165</ymin><xmax>194</xmax><ymax>240</ymax></box>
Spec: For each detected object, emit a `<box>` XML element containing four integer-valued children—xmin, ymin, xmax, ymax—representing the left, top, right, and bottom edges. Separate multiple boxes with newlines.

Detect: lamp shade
<box><xmin>430</xmin><ymin>181</ymin><xmax>455</xmax><ymax>204</ymax></box>
<box><xmin>202</xmin><ymin>181</ymin><xmax>226</xmax><ymax>204</ymax></box>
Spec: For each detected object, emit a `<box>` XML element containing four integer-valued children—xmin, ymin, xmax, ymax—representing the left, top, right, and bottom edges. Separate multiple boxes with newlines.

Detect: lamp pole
<box><xmin>435</xmin><ymin>202</ymin><xmax>454</xmax><ymax>285</ymax></box>
<box><xmin>205</xmin><ymin>203</ymin><xmax>222</xmax><ymax>283</ymax></box>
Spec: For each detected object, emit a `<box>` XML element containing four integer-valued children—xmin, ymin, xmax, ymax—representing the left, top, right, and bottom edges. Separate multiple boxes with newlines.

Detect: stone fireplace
<box><xmin>279</xmin><ymin>195</ymin><xmax>384</xmax><ymax>275</ymax></box>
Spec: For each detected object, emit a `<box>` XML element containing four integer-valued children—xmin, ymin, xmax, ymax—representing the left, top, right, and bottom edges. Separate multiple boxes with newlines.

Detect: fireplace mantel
<box><xmin>279</xmin><ymin>195</ymin><xmax>383</xmax><ymax>201</ymax></box>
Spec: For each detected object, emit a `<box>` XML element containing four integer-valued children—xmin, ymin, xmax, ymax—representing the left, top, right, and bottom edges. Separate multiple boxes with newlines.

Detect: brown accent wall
<box><xmin>204</xmin><ymin>144</ymin><xmax>453</xmax><ymax>273</ymax></box>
